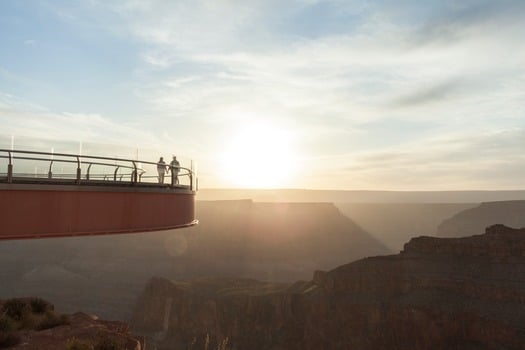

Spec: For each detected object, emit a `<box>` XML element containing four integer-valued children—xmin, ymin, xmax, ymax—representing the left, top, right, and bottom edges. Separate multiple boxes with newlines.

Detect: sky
<box><xmin>0</xmin><ymin>0</ymin><xmax>524</xmax><ymax>190</ymax></box>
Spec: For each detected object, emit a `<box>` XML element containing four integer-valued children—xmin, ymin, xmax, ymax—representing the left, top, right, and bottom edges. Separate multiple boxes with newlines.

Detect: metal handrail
<box><xmin>0</xmin><ymin>148</ymin><xmax>196</xmax><ymax>190</ymax></box>
<box><xmin>1</xmin><ymin>155</ymin><xmax>136</xmax><ymax>181</ymax></box>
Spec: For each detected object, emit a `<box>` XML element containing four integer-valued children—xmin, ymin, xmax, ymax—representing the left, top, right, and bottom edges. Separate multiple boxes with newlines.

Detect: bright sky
<box><xmin>1</xmin><ymin>0</ymin><xmax>524</xmax><ymax>190</ymax></box>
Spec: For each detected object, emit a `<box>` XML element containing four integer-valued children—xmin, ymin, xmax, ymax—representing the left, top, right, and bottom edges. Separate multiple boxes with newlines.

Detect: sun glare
<box><xmin>220</xmin><ymin>123</ymin><xmax>298</xmax><ymax>188</ymax></box>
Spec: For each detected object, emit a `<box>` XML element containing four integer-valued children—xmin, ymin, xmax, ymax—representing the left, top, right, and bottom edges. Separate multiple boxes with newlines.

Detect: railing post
<box><xmin>132</xmin><ymin>161</ymin><xmax>137</xmax><ymax>184</ymax></box>
<box><xmin>169</xmin><ymin>164</ymin><xmax>174</xmax><ymax>188</ymax></box>
<box><xmin>86</xmin><ymin>163</ymin><xmax>92</xmax><ymax>180</ymax></box>
<box><xmin>76</xmin><ymin>156</ymin><xmax>81</xmax><ymax>185</ymax></box>
<box><xmin>7</xmin><ymin>151</ymin><xmax>12</xmax><ymax>183</ymax></box>
<box><xmin>114</xmin><ymin>166</ymin><xmax>120</xmax><ymax>181</ymax></box>
<box><xmin>190</xmin><ymin>160</ymin><xmax>193</xmax><ymax>191</ymax></box>
<box><xmin>48</xmin><ymin>160</ymin><xmax>53</xmax><ymax>179</ymax></box>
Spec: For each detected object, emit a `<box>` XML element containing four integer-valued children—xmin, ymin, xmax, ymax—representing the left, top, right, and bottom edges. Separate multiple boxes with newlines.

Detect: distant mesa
<box><xmin>437</xmin><ymin>200</ymin><xmax>525</xmax><ymax>237</ymax></box>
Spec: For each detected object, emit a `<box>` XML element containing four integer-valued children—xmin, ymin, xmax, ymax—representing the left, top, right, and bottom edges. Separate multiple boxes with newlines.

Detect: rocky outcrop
<box><xmin>437</xmin><ymin>200</ymin><xmax>525</xmax><ymax>237</ymax></box>
<box><xmin>132</xmin><ymin>225</ymin><xmax>525</xmax><ymax>350</ymax></box>
<box><xmin>12</xmin><ymin>313</ymin><xmax>143</xmax><ymax>350</ymax></box>
<box><xmin>0</xmin><ymin>298</ymin><xmax>143</xmax><ymax>350</ymax></box>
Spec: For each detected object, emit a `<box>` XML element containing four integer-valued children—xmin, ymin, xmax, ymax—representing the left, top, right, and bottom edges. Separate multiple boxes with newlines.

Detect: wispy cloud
<box><xmin>0</xmin><ymin>93</ymin><xmax>158</xmax><ymax>151</ymax></box>
<box><xmin>331</xmin><ymin>129</ymin><xmax>525</xmax><ymax>190</ymax></box>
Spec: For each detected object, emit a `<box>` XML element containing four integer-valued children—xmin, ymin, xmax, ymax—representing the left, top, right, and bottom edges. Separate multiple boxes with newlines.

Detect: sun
<box><xmin>219</xmin><ymin>123</ymin><xmax>298</xmax><ymax>188</ymax></box>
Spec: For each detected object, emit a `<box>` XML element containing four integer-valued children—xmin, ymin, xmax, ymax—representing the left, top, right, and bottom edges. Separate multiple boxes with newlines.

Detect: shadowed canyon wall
<box><xmin>336</xmin><ymin>203</ymin><xmax>476</xmax><ymax>251</ymax></box>
<box><xmin>437</xmin><ymin>200</ymin><xmax>525</xmax><ymax>237</ymax></box>
<box><xmin>132</xmin><ymin>225</ymin><xmax>525</xmax><ymax>350</ymax></box>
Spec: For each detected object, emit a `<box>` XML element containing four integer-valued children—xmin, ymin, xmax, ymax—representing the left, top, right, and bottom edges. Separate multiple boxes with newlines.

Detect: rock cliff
<box><xmin>437</xmin><ymin>200</ymin><xmax>525</xmax><ymax>237</ymax></box>
<box><xmin>132</xmin><ymin>225</ymin><xmax>525</xmax><ymax>350</ymax></box>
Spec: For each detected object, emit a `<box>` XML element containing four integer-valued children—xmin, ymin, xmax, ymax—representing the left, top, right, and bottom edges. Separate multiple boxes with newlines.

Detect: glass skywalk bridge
<box><xmin>0</xmin><ymin>149</ymin><xmax>197</xmax><ymax>240</ymax></box>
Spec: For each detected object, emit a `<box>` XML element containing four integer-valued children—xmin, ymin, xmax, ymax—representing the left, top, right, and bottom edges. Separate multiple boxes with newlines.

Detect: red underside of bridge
<box><xmin>0</xmin><ymin>184</ymin><xmax>196</xmax><ymax>240</ymax></box>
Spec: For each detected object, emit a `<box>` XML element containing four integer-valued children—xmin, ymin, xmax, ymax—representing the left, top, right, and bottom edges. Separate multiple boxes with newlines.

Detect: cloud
<box><xmin>0</xmin><ymin>93</ymin><xmax>159</xmax><ymax>152</ymax></box>
<box><xmin>406</xmin><ymin>0</ymin><xmax>525</xmax><ymax>47</ymax></box>
<box><xmin>101</xmin><ymin>0</ymin><xmax>277</xmax><ymax>52</ymax></box>
<box><xmin>391</xmin><ymin>79</ymin><xmax>468</xmax><ymax>107</ymax></box>
<box><xmin>332</xmin><ymin>129</ymin><xmax>525</xmax><ymax>190</ymax></box>
<box><xmin>122</xmin><ymin>0</ymin><xmax>525</xmax><ymax>185</ymax></box>
<box><xmin>54</xmin><ymin>0</ymin><xmax>523</xmax><ymax>128</ymax></box>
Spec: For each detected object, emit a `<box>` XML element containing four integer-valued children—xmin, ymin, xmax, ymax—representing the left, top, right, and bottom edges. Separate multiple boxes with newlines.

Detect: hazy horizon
<box><xmin>196</xmin><ymin>187</ymin><xmax>525</xmax><ymax>203</ymax></box>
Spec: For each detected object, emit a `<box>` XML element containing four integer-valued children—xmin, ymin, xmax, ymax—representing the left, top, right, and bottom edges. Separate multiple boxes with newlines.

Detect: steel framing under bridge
<box><xmin>0</xmin><ymin>149</ymin><xmax>198</xmax><ymax>240</ymax></box>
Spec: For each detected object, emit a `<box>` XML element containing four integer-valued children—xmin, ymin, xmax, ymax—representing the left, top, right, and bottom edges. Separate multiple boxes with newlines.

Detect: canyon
<box><xmin>3</xmin><ymin>198</ymin><xmax>525</xmax><ymax>348</ymax></box>
<box><xmin>132</xmin><ymin>224</ymin><xmax>525</xmax><ymax>350</ymax></box>
<box><xmin>0</xmin><ymin>200</ymin><xmax>389</xmax><ymax>320</ymax></box>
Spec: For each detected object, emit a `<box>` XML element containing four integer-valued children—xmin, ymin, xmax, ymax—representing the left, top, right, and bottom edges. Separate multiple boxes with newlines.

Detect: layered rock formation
<box><xmin>132</xmin><ymin>225</ymin><xmax>525</xmax><ymax>350</ymax></box>
<box><xmin>437</xmin><ymin>200</ymin><xmax>525</xmax><ymax>237</ymax></box>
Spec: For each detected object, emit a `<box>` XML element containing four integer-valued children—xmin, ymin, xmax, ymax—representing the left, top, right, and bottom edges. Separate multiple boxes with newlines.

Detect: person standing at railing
<box><xmin>157</xmin><ymin>157</ymin><xmax>167</xmax><ymax>184</ymax></box>
<box><xmin>169</xmin><ymin>155</ymin><xmax>180</xmax><ymax>185</ymax></box>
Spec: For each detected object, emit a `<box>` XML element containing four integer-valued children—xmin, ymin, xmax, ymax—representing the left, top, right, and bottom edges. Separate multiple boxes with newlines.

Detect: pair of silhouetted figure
<box><xmin>157</xmin><ymin>156</ymin><xmax>180</xmax><ymax>185</ymax></box>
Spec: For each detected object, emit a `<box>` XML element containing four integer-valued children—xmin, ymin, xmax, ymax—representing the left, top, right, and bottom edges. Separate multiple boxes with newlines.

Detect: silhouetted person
<box><xmin>157</xmin><ymin>157</ymin><xmax>167</xmax><ymax>184</ymax></box>
<box><xmin>169</xmin><ymin>155</ymin><xmax>180</xmax><ymax>185</ymax></box>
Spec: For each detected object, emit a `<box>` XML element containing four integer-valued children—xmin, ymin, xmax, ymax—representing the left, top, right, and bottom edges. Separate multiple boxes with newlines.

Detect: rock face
<box><xmin>132</xmin><ymin>225</ymin><xmax>525</xmax><ymax>350</ymax></box>
<box><xmin>437</xmin><ymin>200</ymin><xmax>525</xmax><ymax>237</ymax></box>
